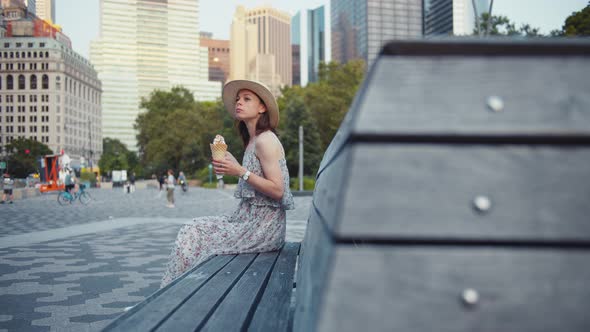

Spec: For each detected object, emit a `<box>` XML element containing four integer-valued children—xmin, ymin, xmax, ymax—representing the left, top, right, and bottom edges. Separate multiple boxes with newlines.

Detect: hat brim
<box><xmin>222</xmin><ymin>80</ymin><xmax>279</xmax><ymax>128</ymax></box>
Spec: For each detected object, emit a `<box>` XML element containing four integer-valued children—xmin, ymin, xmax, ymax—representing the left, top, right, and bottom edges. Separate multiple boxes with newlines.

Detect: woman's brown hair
<box><xmin>236</xmin><ymin>95</ymin><xmax>276</xmax><ymax>147</ymax></box>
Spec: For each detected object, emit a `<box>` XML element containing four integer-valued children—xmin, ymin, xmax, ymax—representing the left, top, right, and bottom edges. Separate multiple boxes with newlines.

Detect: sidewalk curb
<box><xmin>293</xmin><ymin>190</ymin><xmax>314</xmax><ymax>196</ymax></box>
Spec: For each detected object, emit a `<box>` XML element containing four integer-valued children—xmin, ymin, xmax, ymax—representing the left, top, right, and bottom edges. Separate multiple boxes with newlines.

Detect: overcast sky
<box><xmin>55</xmin><ymin>0</ymin><xmax>588</xmax><ymax>59</ymax></box>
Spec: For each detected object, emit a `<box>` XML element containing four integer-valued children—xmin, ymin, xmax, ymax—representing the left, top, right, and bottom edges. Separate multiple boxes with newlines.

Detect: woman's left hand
<box><xmin>212</xmin><ymin>153</ymin><xmax>245</xmax><ymax>177</ymax></box>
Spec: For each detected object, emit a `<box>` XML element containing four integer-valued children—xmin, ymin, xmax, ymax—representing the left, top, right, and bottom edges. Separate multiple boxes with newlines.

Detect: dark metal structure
<box><xmin>294</xmin><ymin>39</ymin><xmax>590</xmax><ymax>332</ymax></box>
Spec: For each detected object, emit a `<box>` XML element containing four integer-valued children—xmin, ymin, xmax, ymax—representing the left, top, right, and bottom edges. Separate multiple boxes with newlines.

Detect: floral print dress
<box><xmin>161</xmin><ymin>133</ymin><xmax>295</xmax><ymax>288</ymax></box>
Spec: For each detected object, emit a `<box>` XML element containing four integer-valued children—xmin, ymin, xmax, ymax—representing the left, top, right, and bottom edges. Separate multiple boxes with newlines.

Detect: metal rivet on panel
<box><xmin>461</xmin><ymin>288</ymin><xmax>479</xmax><ymax>307</ymax></box>
<box><xmin>486</xmin><ymin>96</ymin><xmax>504</xmax><ymax>112</ymax></box>
<box><xmin>473</xmin><ymin>195</ymin><xmax>492</xmax><ymax>213</ymax></box>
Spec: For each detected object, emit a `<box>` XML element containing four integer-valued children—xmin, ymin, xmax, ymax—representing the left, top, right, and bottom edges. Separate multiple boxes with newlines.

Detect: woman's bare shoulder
<box><xmin>256</xmin><ymin>130</ymin><xmax>280</xmax><ymax>145</ymax></box>
<box><xmin>256</xmin><ymin>131</ymin><xmax>282</xmax><ymax>158</ymax></box>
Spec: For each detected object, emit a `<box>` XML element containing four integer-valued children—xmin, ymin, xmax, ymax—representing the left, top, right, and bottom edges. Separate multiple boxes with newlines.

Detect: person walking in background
<box><xmin>161</xmin><ymin>80</ymin><xmax>294</xmax><ymax>287</ymax></box>
<box><xmin>129</xmin><ymin>172</ymin><xmax>136</xmax><ymax>193</ymax></box>
<box><xmin>158</xmin><ymin>173</ymin><xmax>165</xmax><ymax>191</ymax></box>
<box><xmin>1</xmin><ymin>172</ymin><xmax>15</xmax><ymax>204</ymax></box>
<box><xmin>165</xmin><ymin>169</ymin><xmax>175</xmax><ymax>208</ymax></box>
<box><xmin>178</xmin><ymin>171</ymin><xmax>187</xmax><ymax>193</ymax></box>
<box><xmin>64</xmin><ymin>168</ymin><xmax>75</xmax><ymax>194</ymax></box>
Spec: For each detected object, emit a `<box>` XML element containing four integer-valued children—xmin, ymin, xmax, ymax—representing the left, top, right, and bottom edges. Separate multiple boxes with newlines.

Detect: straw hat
<box><xmin>222</xmin><ymin>80</ymin><xmax>279</xmax><ymax>128</ymax></box>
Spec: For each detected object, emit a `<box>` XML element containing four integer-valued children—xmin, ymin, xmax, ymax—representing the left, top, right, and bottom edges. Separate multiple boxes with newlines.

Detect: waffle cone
<box><xmin>210</xmin><ymin>143</ymin><xmax>227</xmax><ymax>160</ymax></box>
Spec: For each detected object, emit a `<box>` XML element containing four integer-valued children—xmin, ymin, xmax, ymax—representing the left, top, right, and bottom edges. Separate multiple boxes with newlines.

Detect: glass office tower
<box><xmin>424</xmin><ymin>0</ymin><xmax>489</xmax><ymax>36</ymax></box>
<box><xmin>292</xmin><ymin>4</ymin><xmax>331</xmax><ymax>86</ymax></box>
<box><xmin>91</xmin><ymin>0</ymin><xmax>219</xmax><ymax>151</ymax></box>
<box><xmin>331</xmin><ymin>0</ymin><xmax>422</xmax><ymax>67</ymax></box>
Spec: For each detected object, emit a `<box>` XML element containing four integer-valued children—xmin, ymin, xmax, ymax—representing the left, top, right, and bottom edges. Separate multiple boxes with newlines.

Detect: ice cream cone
<box><xmin>210</xmin><ymin>143</ymin><xmax>227</xmax><ymax>160</ymax></box>
<box><xmin>210</xmin><ymin>143</ymin><xmax>227</xmax><ymax>179</ymax></box>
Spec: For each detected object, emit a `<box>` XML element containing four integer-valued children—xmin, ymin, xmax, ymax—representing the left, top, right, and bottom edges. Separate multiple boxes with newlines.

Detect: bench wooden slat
<box><xmin>155</xmin><ymin>253</ymin><xmax>257</xmax><ymax>331</ymax></box>
<box><xmin>248</xmin><ymin>242</ymin><xmax>300</xmax><ymax>332</ymax></box>
<box><xmin>105</xmin><ymin>255</ymin><xmax>234</xmax><ymax>331</ymax></box>
<box><xmin>201</xmin><ymin>251</ymin><xmax>280</xmax><ymax>331</ymax></box>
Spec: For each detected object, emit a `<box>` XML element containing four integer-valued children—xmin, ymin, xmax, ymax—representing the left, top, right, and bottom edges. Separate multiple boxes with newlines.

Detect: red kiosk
<box><xmin>39</xmin><ymin>154</ymin><xmax>65</xmax><ymax>193</ymax></box>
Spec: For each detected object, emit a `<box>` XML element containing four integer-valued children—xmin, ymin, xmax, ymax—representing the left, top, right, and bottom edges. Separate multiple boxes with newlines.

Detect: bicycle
<box><xmin>179</xmin><ymin>180</ymin><xmax>188</xmax><ymax>194</ymax></box>
<box><xmin>57</xmin><ymin>184</ymin><xmax>92</xmax><ymax>205</ymax></box>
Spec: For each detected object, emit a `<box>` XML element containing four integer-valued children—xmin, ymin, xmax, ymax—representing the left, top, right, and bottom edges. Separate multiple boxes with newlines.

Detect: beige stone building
<box><xmin>0</xmin><ymin>37</ymin><xmax>102</xmax><ymax>168</ymax></box>
<box><xmin>230</xmin><ymin>5</ymin><xmax>291</xmax><ymax>96</ymax></box>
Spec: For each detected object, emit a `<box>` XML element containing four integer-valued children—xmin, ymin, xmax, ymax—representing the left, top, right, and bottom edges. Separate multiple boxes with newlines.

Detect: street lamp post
<box><xmin>299</xmin><ymin>125</ymin><xmax>304</xmax><ymax>191</ymax></box>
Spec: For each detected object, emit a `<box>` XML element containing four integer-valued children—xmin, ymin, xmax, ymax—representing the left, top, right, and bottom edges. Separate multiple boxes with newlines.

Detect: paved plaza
<box><xmin>0</xmin><ymin>186</ymin><xmax>312</xmax><ymax>332</ymax></box>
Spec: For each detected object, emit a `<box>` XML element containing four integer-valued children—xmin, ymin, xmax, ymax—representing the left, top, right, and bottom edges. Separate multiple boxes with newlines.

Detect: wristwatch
<box><xmin>241</xmin><ymin>170</ymin><xmax>251</xmax><ymax>181</ymax></box>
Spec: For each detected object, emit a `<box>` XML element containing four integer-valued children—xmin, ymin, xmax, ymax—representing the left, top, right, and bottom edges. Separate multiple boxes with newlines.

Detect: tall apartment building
<box><xmin>331</xmin><ymin>0</ymin><xmax>423</xmax><ymax>67</ymax></box>
<box><xmin>200</xmin><ymin>33</ymin><xmax>230</xmax><ymax>85</ymax></box>
<box><xmin>424</xmin><ymin>0</ymin><xmax>489</xmax><ymax>36</ymax></box>
<box><xmin>292</xmin><ymin>4</ymin><xmax>331</xmax><ymax>86</ymax></box>
<box><xmin>230</xmin><ymin>5</ymin><xmax>291</xmax><ymax>96</ymax></box>
<box><xmin>91</xmin><ymin>0</ymin><xmax>219</xmax><ymax>151</ymax></box>
<box><xmin>0</xmin><ymin>37</ymin><xmax>102</xmax><ymax>168</ymax></box>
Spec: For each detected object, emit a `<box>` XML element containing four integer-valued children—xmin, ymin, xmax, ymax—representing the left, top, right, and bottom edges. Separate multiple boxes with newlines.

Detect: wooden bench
<box><xmin>106</xmin><ymin>39</ymin><xmax>590</xmax><ymax>332</ymax></box>
<box><xmin>104</xmin><ymin>242</ymin><xmax>300</xmax><ymax>331</ymax></box>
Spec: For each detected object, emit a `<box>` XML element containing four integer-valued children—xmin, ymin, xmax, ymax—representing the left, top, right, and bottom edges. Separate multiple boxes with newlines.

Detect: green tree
<box><xmin>306</xmin><ymin>60</ymin><xmax>365</xmax><ymax>151</ymax></box>
<box><xmin>278</xmin><ymin>86</ymin><xmax>323</xmax><ymax>176</ymax></box>
<box><xmin>555</xmin><ymin>3</ymin><xmax>590</xmax><ymax>36</ymax></box>
<box><xmin>277</xmin><ymin>60</ymin><xmax>365</xmax><ymax>177</ymax></box>
<box><xmin>474</xmin><ymin>13</ymin><xmax>542</xmax><ymax>37</ymax></box>
<box><xmin>135</xmin><ymin>86</ymin><xmax>239</xmax><ymax>176</ymax></box>
<box><xmin>4</xmin><ymin>138</ymin><xmax>52</xmax><ymax>178</ymax></box>
<box><xmin>136</xmin><ymin>87</ymin><xmax>197</xmax><ymax>174</ymax></box>
<box><xmin>98</xmin><ymin>138</ymin><xmax>135</xmax><ymax>176</ymax></box>
<box><xmin>203</xmin><ymin>100</ymin><xmax>244</xmax><ymax>164</ymax></box>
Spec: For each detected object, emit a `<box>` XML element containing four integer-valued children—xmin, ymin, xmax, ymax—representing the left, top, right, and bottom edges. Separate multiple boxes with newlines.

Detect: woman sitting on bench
<box><xmin>161</xmin><ymin>80</ymin><xmax>295</xmax><ymax>288</ymax></box>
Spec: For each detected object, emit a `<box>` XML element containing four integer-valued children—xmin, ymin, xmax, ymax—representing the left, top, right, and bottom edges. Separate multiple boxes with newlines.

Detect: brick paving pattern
<box><xmin>0</xmin><ymin>187</ymin><xmax>311</xmax><ymax>331</ymax></box>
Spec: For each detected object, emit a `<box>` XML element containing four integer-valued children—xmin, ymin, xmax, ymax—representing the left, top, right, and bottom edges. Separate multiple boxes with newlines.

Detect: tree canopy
<box><xmin>277</xmin><ymin>86</ymin><xmax>322</xmax><ymax>176</ymax></box>
<box><xmin>473</xmin><ymin>3</ymin><xmax>590</xmax><ymax>37</ymax></box>
<box><xmin>3</xmin><ymin>138</ymin><xmax>52</xmax><ymax>178</ymax></box>
<box><xmin>278</xmin><ymin>60</ymin><xmax>365</xmax><ymax>177</ymax></box>
<box><xmin>474</xmin><ymin>13</ymin><xmax>543</xmax><ymax>37</ymax></box>
<box><xmin>558</xmin><ymin>3</ymin><xmax>590</xmax><ymax>36</ymax></box>
<box><xmin>133</xmin><ymin>61</ymin><xmax>364</xmax><ymax>180</ymax></box>
<box><xmin>98</xmin><ymin>138</ymin><xmax>139</xmax><ymax>176</ymax></box>
<box><xmin>134</xmin><ymin>86</ymin><xmax>241</xmax><ymax>177</ymax></box>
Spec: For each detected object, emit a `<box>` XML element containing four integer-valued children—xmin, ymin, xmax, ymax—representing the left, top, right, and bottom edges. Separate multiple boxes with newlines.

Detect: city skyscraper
<box><xmin>34</xmin><ymin>0</ymin><xmax>53</xmax><ymax>23</ymax></box>
<box><xmin>331</xmin><ymin>0</ymin><xmax>423</xmax><ymax>67</ymax></box>
<box><xmin>91</xmin><ymin>0</ymin><xmax>219</xmax><ymax>151</ymax></box>
<box><xmin>230</xmin><ymin>5</ymin><xmax>291</xmax><ymax>96</ymax></box>
<box><xmin>424</xmin><ymin>0</ymin><xmax>489</xmax><ymax>36</ymax></box>
<box><xmin>292</xmin><ymin>4</ymin><xmax>331</xmax><ymax>86</ymax></box>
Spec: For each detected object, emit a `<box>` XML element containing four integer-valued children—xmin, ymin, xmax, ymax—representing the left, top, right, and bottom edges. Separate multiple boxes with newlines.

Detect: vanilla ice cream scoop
<box><xmin>213</xmin><ymin>134</ymin><xmax>225</xmax><ymax>144</ymax></box>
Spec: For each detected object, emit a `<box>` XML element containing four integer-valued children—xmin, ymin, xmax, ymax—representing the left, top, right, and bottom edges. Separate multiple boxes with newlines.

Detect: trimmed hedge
<box><xmin>290</xmin><ymin>176</ymin><xmax>316</xmax><ymax>191</ymax></box>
